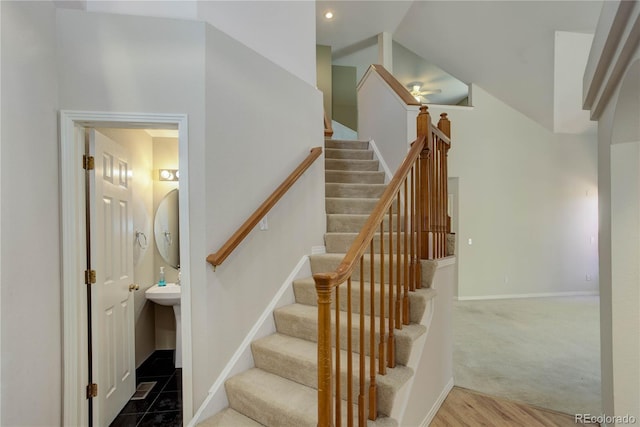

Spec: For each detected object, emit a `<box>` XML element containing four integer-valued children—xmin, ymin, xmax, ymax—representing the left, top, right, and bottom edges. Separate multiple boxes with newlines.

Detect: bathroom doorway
<box><xmin>59</xmin><ymin>112</ymin><xmax>192</xmax><ymax>427</ymax></box>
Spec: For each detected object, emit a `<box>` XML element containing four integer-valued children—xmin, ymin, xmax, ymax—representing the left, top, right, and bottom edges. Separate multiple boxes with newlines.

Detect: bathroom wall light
<box><xmin>159</xmin><ymin>169</ymin><xmax>179</xmax><ymax>181</ymax></box>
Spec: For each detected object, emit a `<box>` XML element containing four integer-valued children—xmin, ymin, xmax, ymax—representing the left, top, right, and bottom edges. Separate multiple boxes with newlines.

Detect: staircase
<box><xmin>200</xmin><ymin>139</ymin><xmax>437</xmax><ymax>427</ymax></box>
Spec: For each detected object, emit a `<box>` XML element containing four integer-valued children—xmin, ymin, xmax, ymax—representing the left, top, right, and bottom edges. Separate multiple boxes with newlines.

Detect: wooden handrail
<box><xmin>207</xmin><ymin>147</ymin><xmax>322</xmax><ymax>268</ymax></box>
<box><xmin>370</xmin><ymin>64</ymin><xmax>421</xmax><ymax>106</ymax></box>
<box><xmin>324</xmin><ymin>111</ymin><xmax>334</xmax><ymax>137</ymax></box>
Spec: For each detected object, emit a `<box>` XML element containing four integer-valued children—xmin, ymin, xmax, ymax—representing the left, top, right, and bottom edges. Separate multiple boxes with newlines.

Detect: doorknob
<box><xmin>128</xmin><ymin>284</ymin><xmax>140</xmax><ymax>292</ymax></box>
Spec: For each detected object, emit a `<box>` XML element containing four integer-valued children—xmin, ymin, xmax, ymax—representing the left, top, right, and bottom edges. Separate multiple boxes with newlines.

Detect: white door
<box><xmin>89</xmin><ymin>130</ymin><xmax>136</xmax><ymax>426</ymax></box>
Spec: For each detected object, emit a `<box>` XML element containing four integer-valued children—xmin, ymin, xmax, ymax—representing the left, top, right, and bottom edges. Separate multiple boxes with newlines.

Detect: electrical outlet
<box><xmin>468</xmin><ymin>238</ymin><xmax>473</xmax><ymax>245</ymax></box>
<box><xmin>586</xmin><ymin>274</ymin><xmax>592</xmax><ymax>281</ymax></box>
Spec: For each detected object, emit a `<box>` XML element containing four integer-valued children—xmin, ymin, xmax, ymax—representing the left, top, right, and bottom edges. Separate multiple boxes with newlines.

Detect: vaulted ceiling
<box><xmin>316</xmin><ymin>1</ymin><xmax>603</xmax><ymax>130</ymax></box>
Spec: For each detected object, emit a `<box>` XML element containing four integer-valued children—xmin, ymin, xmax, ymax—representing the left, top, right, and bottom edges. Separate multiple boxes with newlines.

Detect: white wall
<box><xmin>200</xmin><ymin>22</ymin><xmax>325</xmax><ymax>413</ymax></box>
<box><xmin>401</xmin><ymin>260</ymin><xmax>455</xmax><ymax>427</ymax></box>
<box><xmin>357</xmin><ymin>68</ymin><xmax>419</xmax><ymax>173</ymax></box>
<box><xmin>197</xmin><ymin>1</ymin><xmax>316</xmax><ymax>85</ymax></box>
<box><xmin>429</xmin><ymin>84</ymin><xmax>599</xmax><ymax>299</ymax></box>
<box><xmin>1</xmin><ymin>4</ymin><xmax>323</xmax><ymax>424</ymax></box>
<box><xmin>1</xmin><ymin>2</ymin><xmax>61</xmax><ymax>425</ymax></box>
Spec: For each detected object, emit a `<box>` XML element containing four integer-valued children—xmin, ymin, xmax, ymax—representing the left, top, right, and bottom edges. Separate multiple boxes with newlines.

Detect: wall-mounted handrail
<box><xmin>369</xmin><ymin>64</ymin><xmax>421</xmax><ymax>106</ymax></box>
<box><xmin>207</xmin><ymin>147</ymin><xmax>323</xmax><ymax>269</ymax></box>
<box><xmin>314</xmin><ymin>106</ymin><xmax>451</xmax><ymax>426</ymax></box>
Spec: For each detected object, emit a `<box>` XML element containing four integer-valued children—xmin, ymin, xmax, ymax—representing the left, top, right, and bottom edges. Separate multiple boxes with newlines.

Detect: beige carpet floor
<box><xmin>453</xmin><ymin>296</ymin><xmax>601</xmax><ymax>416</ymax></box>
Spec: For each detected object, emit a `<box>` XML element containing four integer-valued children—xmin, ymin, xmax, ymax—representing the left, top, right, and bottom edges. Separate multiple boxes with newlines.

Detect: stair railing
<box><xmin>324</xmin><ymin>111</ymin><xmax>334</xmax><ymax>138</ymax></box>
<box><xmin>314</xmin><ymin>106</ymin><xmax>451</xmax><ymax>427</ymax></box>
<box><xmin>207</xmin><ymin>147</ymin><xmax>322</xmax><ymax>269</ymax></box>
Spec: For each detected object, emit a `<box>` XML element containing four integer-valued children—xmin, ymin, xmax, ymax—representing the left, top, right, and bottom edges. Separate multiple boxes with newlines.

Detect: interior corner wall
<box><xmin>1</xmin><ymin>2</ymin><xmax>62</xmax><ymax>425</ymax></box>
<box><xmin>196</xmin><ymin>0</ymin><xmax>316</xmax><ymax>86</ymax></box>
<box><xmin>429</xmin><ymin>84</ymin><xmax>599</xmax><ymax>299</ymax></box>
<box><xmin>202</xmin><ymin>23</ymin><xmax>325</xmax><ymax>417</ymax></box>
<box><xmin>317</xmin><ymin>45</ymin><xmax>332</xmax><ymax>120</ymax></box>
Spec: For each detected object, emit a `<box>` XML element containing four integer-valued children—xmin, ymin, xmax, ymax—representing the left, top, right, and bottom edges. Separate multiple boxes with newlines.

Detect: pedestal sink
<box><xmin>145</xmin><ymin>283</ymin><xmax>182</xmax><ymax>368</ymax></box>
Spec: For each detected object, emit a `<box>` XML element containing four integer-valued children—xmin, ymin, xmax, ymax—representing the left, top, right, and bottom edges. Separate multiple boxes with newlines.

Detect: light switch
<box><xmin>259</xmin><ymin>216</ymin><xmax>268</xmax><ymax>231</ymax></box>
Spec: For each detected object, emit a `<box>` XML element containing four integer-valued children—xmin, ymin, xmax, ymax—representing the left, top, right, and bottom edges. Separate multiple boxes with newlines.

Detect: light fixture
<box><xmin>411</xmin><ymin>85</ymin><xmax>422</xmax><ymax>102</ymax></box>
<box><xmin>159</xmin><ymin>169</ymin><xmax>179</xmax><ymax>181</ymax></box>
<box><xmin>324</xmin><ymin>10</ymin><xmax>334</xmax><ymax>19</ymax></box>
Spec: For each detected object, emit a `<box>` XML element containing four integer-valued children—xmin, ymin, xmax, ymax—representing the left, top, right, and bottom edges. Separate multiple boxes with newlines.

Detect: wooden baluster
<box><xmin>335</xmin><ymin>284</ymin><xmax>341</xmax><ymax>427</ymax></box>
<box><xmin>347</xmin><ymin>278</ymin><xmax>353</xmax><ymax>427</ymax></box>
<box><xmin>315</xmin><ymin>274</ymin><xmax>334</xmax><ymax>427</ymax></box>
<box><xmin>395</xmin><ymin>195</ymin><xmax>402</xmax><ymax>330</ymax></box>
<box><xmin>410</xmin><ymin>165</ymin><xmax>416</xmax><ymax>292</ymax></box>
<box><xmin>416</xmin><ymin>152</ymin><xmax>423</xmax><ymax>289</ymax></box>
<box><xmin>438</xmin><ymin>113</ymin><xmax>451</xmax><ymax>259</ymax></box>
<box><xmin>387</xmin><ymin>207</ymin><xmax>395</xmax><ymax>369</ymax></box>
<box><xmin>378</xmin><ymin>222</ymin><xmax>386</xmax><ymax>376</ymax></box>
<box><xmin>368</xmin><ymin>241</ymin><xmax>377</xmax><ymax>421</ymax></box>
<box><xmin>358</xmin><ymin>259</ymin><xmax>365</xmax><ymax>427</ymax></box>
<box><xmin>403</xmin><ymin>178</ymin><xmax>410</xmax><ymax>325</ymax></box>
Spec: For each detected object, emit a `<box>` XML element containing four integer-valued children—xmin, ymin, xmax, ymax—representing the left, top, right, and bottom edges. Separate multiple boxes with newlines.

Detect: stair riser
<box><xmin>325</xmin><ymin>140</ymin><xmax>369</xmax><ymax>150</ymax></box>
<box><xmin>326</xmin><ymin>198</ymin><xmax>380</xmax><ymax>215</ymax></box>
<box><xmin>326</xmin><ymin>183</ymin><xmax>386</xmax><ymax>198</ymax></box>
<box><xmin>325</xmin><ymin>148</ymin><xmax>374</xmax><ymax>160</ymax></box>
<box><xmin>325</xmin><ymin>159</ymin><xmax>380</xmax><ymax>171</ymax></box>
<box><xmin>293</xmin><ymin>279</ymin><xmax>429</xmax><ymax>324</ymax></box>
<box><xmin>327</xmin><ymin>215</ymin><xmax>405</xmax><ymax>233</ymax></box>
<box><xmin>311</xmin><ymin>254</ymin><xmax>406</xmax><ymax>283</ymax></box>
<box><xmin>326</xmin><ymin>170</ymin><xmax>386</xmax><ymax>184</ymax></box>
<box><xmin>326</xmin><ymin>232</ymin><xmax>410</xmax><ymax>254</ymax></box>
<box><xmin>273</xmin><ymin>308</ymin><xmax>416</xmax><ymax>366</ymax></box>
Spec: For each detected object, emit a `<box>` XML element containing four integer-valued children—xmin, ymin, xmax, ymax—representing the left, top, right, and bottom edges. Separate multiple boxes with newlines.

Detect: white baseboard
<box><xmin>188</xmin><ymin>255</ymin><xmax>311</xmax><ymax>426</ymax></box>
<box><xmin>456</xmin><ymin>290</ymin><xmax>599</xmax><ymax>301</ymax></box>
<box><xmin>311</xmin><ymin>245</ymin><xmax>326</xmax><ymax>255</ymax></box>
<box><xmin>368</xmin><ymin>139</ymin><xmax>393</xmax><ymax>182</ymax></box>
<box><xmin>420</xmin><ymin>377</ymin><xmax>454</xmax><ymax>427</ymax></box>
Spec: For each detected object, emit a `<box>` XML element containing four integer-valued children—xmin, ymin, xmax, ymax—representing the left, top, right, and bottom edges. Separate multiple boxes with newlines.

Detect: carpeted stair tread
<box><xmin>326</xmin><ymin>183</ymin><xmax>387</xmax><ymax>198</ymax></box>
<box><xmin>274</xmin><ymin>303</ymin><xmax>426</xmax><ymax>366</ymax></box>
<box><xmin>325</xmin><ymin>231</ymin><xmax>409</xmax><ymax>253</ymax></box>
<box><xmin>326</xmin><ymin>197</ymin><xmax>381</xmax><ymax>214</ymax></box>
<box><xmin>325</xmin><ymin>139</ymin><xmax>370</xmax><ymax>150</ymax></box>
<box><xmin>252</xmin><ymin>333</ymin><xmax>413</xmax><ymax>416</ymax></box>
<box><xmin>292</xmin><ymin>276</ymin><xmax>437</xmax><ymax>324</ymax></box>
<box><xmin>325</xmin><ymin>148</ymin><xmax>374</xmax><ymax>160</ymax></box>
<box><xmin>225</xmin><ymin>368</ymin><xmax>397</xmax><ymax>427</ymax></box>
<box><xmin>198</xmin><ymin>408</ymin><xmax>263</xmax><ymax>426</ymax></box>
<box><xmin>326</xmin><ymin>170</ymin><xmax>386</xmax><ymax>184</ymax></box>
<box><xmin>327</xmin><ymin>214</ymin><xmax>405</xmax><ymax>233</ymax></box>
<box><xmin>310</xmin><ymin>252</ymin><xmax>405</xmax><ymax>283</ymax></box>
<box><xmin>325</xmin><ymin>158</ymin><xmax>380</xmax><ymax>171</ymax></box>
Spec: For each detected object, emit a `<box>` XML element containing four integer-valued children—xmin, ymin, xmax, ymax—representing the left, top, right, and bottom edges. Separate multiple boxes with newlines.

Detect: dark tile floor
<box><xmin>110</xmin><ymin>350</ymin><xmax>182</xmax><ymax>427</ymax></box>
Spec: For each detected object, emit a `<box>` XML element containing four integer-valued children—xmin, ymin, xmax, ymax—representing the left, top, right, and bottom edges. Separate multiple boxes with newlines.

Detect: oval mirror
<box><xmin>154</xmin><ymin>188</ymin><xmax>180</xmax><ymax>269</ymax></box>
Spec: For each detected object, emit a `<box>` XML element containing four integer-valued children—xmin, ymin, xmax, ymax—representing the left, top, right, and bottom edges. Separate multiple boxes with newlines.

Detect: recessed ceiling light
<box><xmin>324</xmin><ymin>11</ymin><xmax>334</xmax><ymax>20</ymax></box>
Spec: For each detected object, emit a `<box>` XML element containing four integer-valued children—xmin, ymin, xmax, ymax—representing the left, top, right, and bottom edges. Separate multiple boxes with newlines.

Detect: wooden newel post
<box><xmin>416</xmin><ymin>106</ymin><xmax>431</xmax><ymax>260</ymax></box>
<box><xmin>437</xmin><ymin>113</ymin><xmax>451</xmax><ymax>138</ymax></box>
<box><xmin>314</xmin><ymin>274</ymin><xmax>334</xmax><ymax>427</ymax></box>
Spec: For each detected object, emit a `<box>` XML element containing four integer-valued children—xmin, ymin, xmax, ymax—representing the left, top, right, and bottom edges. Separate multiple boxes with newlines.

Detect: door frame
<box><xmin>60</xmin><ymin>111</ymin><xmax>193</xmax><ymax>426</ymax></box>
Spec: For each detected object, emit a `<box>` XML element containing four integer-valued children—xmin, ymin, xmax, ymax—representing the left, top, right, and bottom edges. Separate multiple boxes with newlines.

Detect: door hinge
<box><xmin>85</xmin><ymin>269</ymin><xmax>96</xmax><ymax>285</ymax></box>
<box><xmin>86</xmin><ymin>383</ymin><xmax>98</xmax><ymax>399</ymax></box>
<box><xmin>83</xmin><ymin>155</ymin><xmax>95</xmax><ymax>170</ymax></box>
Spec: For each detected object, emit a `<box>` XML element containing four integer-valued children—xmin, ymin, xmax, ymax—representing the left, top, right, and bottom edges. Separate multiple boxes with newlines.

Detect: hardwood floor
<box><xmin>431</xmin><ymin>387</ymin><xmax>599</xmax><ymax>426</ymax></box>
